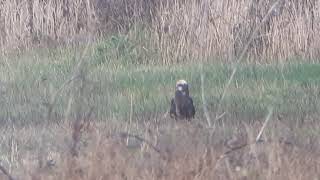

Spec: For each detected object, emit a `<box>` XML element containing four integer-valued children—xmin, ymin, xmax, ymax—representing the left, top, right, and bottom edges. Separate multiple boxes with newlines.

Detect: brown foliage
<box><xmin>0</xmin><ymin>117</ymin><xmax>317</xmax><ymax>180</ymax></box>
<box><xmin>0</xmin><ymin>0</ymin><xmax>318</xmax><ymax>62</ymax></box>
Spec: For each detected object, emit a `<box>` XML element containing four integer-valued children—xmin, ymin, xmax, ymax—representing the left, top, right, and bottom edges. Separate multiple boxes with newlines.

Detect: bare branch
<box><xmin>46</xmin><ymin>37</ymin><xmax>93</xmax><ymax>121</ymax></box>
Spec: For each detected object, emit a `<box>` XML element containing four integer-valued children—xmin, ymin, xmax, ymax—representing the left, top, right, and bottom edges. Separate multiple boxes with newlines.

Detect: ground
<box><xmin>0</xmin><ymin>44</ymin><xmax>320</xmax><ymax>179</ymax></box>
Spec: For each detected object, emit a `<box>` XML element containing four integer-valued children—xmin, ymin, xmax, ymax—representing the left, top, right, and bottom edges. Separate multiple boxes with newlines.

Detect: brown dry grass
<box><xmin>0</xmin><ymin>116</ymin><xmax>319</xmax><ymax>180</ymax></box>
<box><xmin>0</xmin><ymin>0</ymin><xmax>319</xmax><ymax>62</ymax></box>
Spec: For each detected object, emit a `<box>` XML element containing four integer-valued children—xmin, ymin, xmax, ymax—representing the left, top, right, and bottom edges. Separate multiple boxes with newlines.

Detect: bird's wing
<box><xmin>188</xmin><ymin>97</ymin><xmax>196</xmax><ymax>117</ymax></box>
<box><xmin>169</xmin><ymin>98</ymin><xmax>176</xmax><ymax>118</ymax></box>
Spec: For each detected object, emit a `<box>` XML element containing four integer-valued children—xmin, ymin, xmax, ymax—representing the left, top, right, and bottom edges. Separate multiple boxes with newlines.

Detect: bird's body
<box><xmin>169</xmin><ymin>80</ymin><xmax>195</xmax><ymax>120</ymax></box>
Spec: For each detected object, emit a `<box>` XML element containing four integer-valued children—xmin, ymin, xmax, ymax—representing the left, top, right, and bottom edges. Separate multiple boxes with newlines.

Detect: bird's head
<box><xmin>176</xmin><ymin>79</ymin><xmax>189</xmax><ymax>96</ymax></box>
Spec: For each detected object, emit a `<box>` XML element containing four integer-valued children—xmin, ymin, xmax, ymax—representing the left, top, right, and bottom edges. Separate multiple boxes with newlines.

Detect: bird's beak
<box><xmin>177</xmin><ymin>86</ymin><xmax>183</xmax><ymax>91</ymax></box>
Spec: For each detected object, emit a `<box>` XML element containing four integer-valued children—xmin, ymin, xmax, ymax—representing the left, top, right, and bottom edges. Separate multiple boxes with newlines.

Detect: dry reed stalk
<box><xmin>214</xmin><ymin>0</ymin><xmax>284</xmax><ymax>120</ymax></box>
<box><xmin>212</xmin><ymin>108</ymin><xmax>274</xmax><ymax>177</ymax></box>
<box><xmin>256</xmin><ymin>107</ymin><xmax>273</xmax><ymax>142</ymax></box>
<box><xmin>0</xmin><ymin>162</ymin><xmax>15</xmax><ymax>180</ymax></box>
<box><xmin>155</xmin><ymin>0</ymin><xmax>317</xmax><ymax>63</ymax></box>
<box><xmin>200</xmin><ymin>69</ymin><xmax>211</xmax><ymax>127</ymax></box>
<box><xmin>125</xmin><ymin>93</ymin><xmax>133</xmax><ymax>146</ymax></box>
<box><xmin>0</xmin><ymin>0</ymin><xmax>318</xmax><ymax>61</ymax></box>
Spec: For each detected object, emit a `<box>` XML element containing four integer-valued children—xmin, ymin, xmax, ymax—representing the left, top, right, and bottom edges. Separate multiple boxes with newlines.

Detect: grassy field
<box><xmin>1</xmin><ymin>43</ymin><xmax>320</xmax><ymax>124</ymax></box>
<box><xmin>0</xmin><ymin>0</ymin><xmax>319</xmax><ymax>179</ymax></box>
<box><xmin>0</xmin><ymin>40</ymin><xmax>319</xmax><ymax>179</ymax></box>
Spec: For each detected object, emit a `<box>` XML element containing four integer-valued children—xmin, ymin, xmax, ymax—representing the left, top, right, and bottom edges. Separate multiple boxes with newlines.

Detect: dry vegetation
<box><xmin>0</xmin><ymin>0</ymin><xmax>319</xmax><ymax>62</ymax></box>
<box><xmin>0</xmin><ymin>0</ymin><xmax>320</xmax><ymax>180</ymax></box>
<box><xmin>1</xmin><ymin>117</ymin><xmax>320</xmax><ymax>180</ymax></box>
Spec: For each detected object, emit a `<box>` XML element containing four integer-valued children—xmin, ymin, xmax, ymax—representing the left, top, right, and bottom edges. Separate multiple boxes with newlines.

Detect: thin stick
<box><xmin>212</xmin><ymin>0</ymin><xmax>283</xmax><ymax>164</ymax></box>
<box><xmin>256</xmin><ymin>107</ymin><xmax>273</xmax><ymax>142</ymax></box>
<box><xmin>216</xmin><ymin>0</ymin><xmax>283</xmax><ymax>115</ymax></box>
<box><xmin>0</xmin><ymin>162</ymin><xmax>15</xmax><ymax>180</ymax></box>
<box><xmin>126</xmin><ymin>93</ymin><xmax>133</xmax><ymax>146</ymax></box>
<box><xmin>47</xmin><ymin>37</ymin><xmax>93</xmax><ymax>121</ymax></box>
<box><xmin>118</xmin><ymin>132</ymin><xmax>163</xmax><ymax>156</ymax></box>
<box><xmin>214</xmin><ymin>112</ymin><xmax>226</xmax><ymax>122</ymax></box>
<box><xmin>201</xmin><ymin>69</ymin><xmax>212</xmax><ymax>127</ymax></box>
<box><xmin>214</xmin><ymin>107</ymin><xmax>274</xmax><ymax>172</ymax></box>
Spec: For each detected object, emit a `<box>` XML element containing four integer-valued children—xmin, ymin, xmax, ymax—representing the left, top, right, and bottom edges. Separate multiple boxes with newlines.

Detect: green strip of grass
<box><xmin>1</xmin><ymin>45</ymin><xmax>320</xmax><ymax>125</ymax></box>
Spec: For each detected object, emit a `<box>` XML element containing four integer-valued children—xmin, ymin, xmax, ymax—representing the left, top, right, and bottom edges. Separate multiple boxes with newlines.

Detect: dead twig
<box><xmin>0</xmin><ymin>162</ymin><xmax>15</xmax><ymax>180</ymax></box>
<box><xmin>71</xmin><ymin>106</ymin><xmax>94</xmax><ymax>157</ymax></box>
<box><xmin>69</xmin><ymin>38</ymin><xmax>94</xmax><ymax>157</ymax></box>
<box><xmin>215</xmin><ymin>0</ymin><xmax>284</xmax><ymax>118</ymax></box>
<box><xmin>46</xmin><ymin>38</ymin><xmax>92</xmax><ymax>122</ymax></box>
<box><xmin>256</xmin><ymin>107</ymin><xmax>273</xmax><ymax>142</ymax></box>
<box><xmin>117</xmin><ymin>132</ymin><xmax>165</xmax><ymax>159</ymax></box>
<box><xmin>214</xmin><ymin>112</ymin><xmax>226</xmax><ymax>122</ymax></box>
<box><xmin>201</xmin><ymin>70</ymin><xmax>212</xmax><ymax>127</ymax></box>
<box><xmin>214</xmin><ymin>107</ymin><xmax>274</xmax><ymax>172</ymax></box>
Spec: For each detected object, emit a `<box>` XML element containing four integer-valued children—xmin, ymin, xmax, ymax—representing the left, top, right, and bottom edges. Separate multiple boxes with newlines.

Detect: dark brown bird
<box><xmin>170</xmin><ymin>80</ymin><xmax>195</xmax><ymax>120</ymax></box>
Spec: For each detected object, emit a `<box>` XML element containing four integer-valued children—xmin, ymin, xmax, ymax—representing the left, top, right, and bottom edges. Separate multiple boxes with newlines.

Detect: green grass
<box><xmin>1</xmin><ymin>42</ymin><xmax>320</xmax><ymax>125</ymax></box>
<box><xmin>0</xmin><ymin>42</ymin><xmax>320</xmax><ymax>180</ymax></box>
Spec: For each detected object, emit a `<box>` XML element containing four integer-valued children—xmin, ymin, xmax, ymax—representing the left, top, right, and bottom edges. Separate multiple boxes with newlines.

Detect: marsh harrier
<box><xmin>169</xmin><ymin>80</ymin><xmax>195</xmax><ymax>120</ymax></box>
